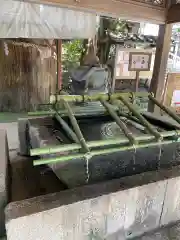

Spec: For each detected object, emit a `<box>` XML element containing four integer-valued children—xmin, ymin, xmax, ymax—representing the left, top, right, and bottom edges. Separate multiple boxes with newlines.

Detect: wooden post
<box><xmin>135</xmin><ymin>71</ymin><xmax>140</xmax><ymax>92</ymax></box>
<box><xmin>56</xmin><ymin>39</ymin><xmax>62</xmax><ymax>91</ymax></box>
<box><xmin>148</xmin><ymin>24</ymin><xmax>172</xmax><ymax>113</ymax></box>
<box><xmin>112</xmin><ymin>45</ymin><xmax>118</xmax><ymax>92</ymax></box>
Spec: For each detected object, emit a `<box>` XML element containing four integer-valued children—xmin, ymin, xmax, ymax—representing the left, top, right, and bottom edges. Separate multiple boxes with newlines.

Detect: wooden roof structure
<box><xmin>31</xmin><ymin>0</ymin><xmax>166</xmax><ymax>23</ymax></box>
<box><xmin>28</xmin><ymin>0</ymin><xmax>180</xmax><ymax>28</ymax></box>
<box><xmin>19</xmin><ymin>0</ymin><xmax>180</xmax><ymax>25</ymax></box>
<box><xmin>167</xmin><ymin>3</ymin><xmax>180</xmax><ymax>23</ymax></box>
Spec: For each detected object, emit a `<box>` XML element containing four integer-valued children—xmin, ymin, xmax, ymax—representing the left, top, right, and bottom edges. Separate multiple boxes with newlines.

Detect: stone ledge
<box><xmin>0</xmin><ymin>130</ymin><xmax>10</xmax><ymax>237</ymax></box>
<box><xmin>5</xmin><ymin>165</ymin><xmax>180</xmax><ymax>239</ymax></box>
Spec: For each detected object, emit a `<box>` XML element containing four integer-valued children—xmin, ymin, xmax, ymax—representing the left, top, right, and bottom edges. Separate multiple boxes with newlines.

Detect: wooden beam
<box><xmin>27</xmin><ymin>0</ymin><xmax>166</xmax><ymax>23</ymax></box>
<box><xmin>148</xmin><ymin>24</ymin><xmax>172</xmax><ymax>112</ymax></box>
<box><xmin>167</xmin><ymin>3</ymin><xmax>180</xmax><ymax>24</ymax></box>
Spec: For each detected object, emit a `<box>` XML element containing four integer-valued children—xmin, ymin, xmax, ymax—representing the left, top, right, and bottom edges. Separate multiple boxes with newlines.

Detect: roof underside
<box><xmin>0</xmin><ymin>0</ymin><xmax>166</xmax><ymax>39</ymax></box>
<box><xmin>30</xmin><ymin>0</ymin><xmax>166</xmax><ymax>23</ymax></box>
<box><xmin>0</xmin><ymin>0</ymin><xmax>96</xmax><ymax>38</ymax></box>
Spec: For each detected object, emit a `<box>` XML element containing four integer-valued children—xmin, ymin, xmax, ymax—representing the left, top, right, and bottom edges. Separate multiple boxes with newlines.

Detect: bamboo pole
<box><xmin>28</xmin><ymin>107</ymin><xmax>118</xmax><ymax>117</ymax></box>
<box><xmin>62</xmin><ymin>99</ymin><xmax>90</xmax><ymax>153</ymax></box>
<box><xmin>118</xmin><ymin>111</ymin><xmax>140</xmax><ymax>123</ymax></box>
<box><xmin>118</xmin><ymin>96</ymin><xmax>162</xmax><ymax>140</ymax></box>
<box><xmin>28</xmin><ymin>109</ymin><xmax>139</xmax><ymax>119</ymax></box>
<box><xmin>33</xmin><ymin>139</ymin><xmax>178</xmax><ymax>166</ymax></box>
<box><xmin>149</xmin><ymin>94</ymin><xmax>180</xmax><ymax>124</ymax></box>
<box><xmin>28</xmin><ymin>111</ymin><xmax>55</xmax><ymax>116</ymax></box>
<box><xmin>50</xmin><ymin>92</ymin><xmax>149</xmax><ymax>104</ymax></box>
<box><xmin>31</xmin><ymin>138</ymin><xmax>128</xmax><ymax>156</ymax></box>
<box><xmin>101</xmin><ymin>99</ymin><xmax>137</xmax><ymax>145</ymax></box>
<box><xmin>30</xmin><ymin>130</ymin><xmax>180</xmax><ymax>156</ymax></box>
<box><xmin>55</xmin><ymin>113</ymin><xmax>79</xmax><ymax>143</ymax></box>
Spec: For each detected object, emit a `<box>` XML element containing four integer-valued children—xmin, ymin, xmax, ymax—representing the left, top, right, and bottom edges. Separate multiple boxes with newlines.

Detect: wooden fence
<box><xmin>0</xmin><ymin>40</ymin><xmax>56</xmax><ymax>112</ymax></box>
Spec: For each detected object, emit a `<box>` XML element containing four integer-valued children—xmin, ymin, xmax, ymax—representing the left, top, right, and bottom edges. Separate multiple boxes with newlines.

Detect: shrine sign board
<box><xmin>128</xmin><ymin>52</ymin><xmax>152</xmax><ymax>71</ymax></box>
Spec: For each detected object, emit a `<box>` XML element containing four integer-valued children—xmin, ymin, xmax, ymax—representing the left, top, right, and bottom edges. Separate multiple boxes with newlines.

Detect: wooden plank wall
<box><xmin>0</xmin><ymin>40</ymin><xmax>56</xmax><ymax>112</ymax></box>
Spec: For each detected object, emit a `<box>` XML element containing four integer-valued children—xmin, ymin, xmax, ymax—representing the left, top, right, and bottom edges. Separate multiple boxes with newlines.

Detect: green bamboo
<box><xmin>149</xmin><ymin>94</ymin><xmax>180</xmax><ymax>124</ymax></box>
<box><xmin>28</xmin><ymin>111</ymin><xmax>55</xmax><ymax>116</ymax></box>
<box><xmin>33</xmin><ymin>139</ymin><xmax>178</xmax><ymax>166</ymax></box>
<box><xmin>28</xmin><ymin>107</ymin><xmax>118</xmax><ymax>117</ymax></box>
<box><xmin>119</xmin><ymin>96</ymin><xmax>162</xmax><ymax>140</ymax></box>
<box><xmin>126</xmin><ymin>119</ymin><xmax>146</xmax><ymax>132</ymax></box>
<box><xmin>30</xmin><ymin>130</ymin><xmax>180</xmax><ymax>156</ymax></box>
<box><xmin>31</xmin><ymin>138</ymin><xmax>128</xmax><ymax>156</ymax></box>
<box><xmin>28</xmin><ymin>110</ymin><xmax>105</xmax><ymax>117</ymax></box>
<box><xmin>55</xmin><ymin>113</ymin><xmax>79</xmax><ymax>143</ymax></box>
<box><xmin>118</xmin><ymin>111</ymin><xmax>140</xmax><ymax>123</ymax></box>
<box><xmin>50</xmin><ymin>92</ymin><xmax>149</xmax><ymax>104</ymax></box>
<box><xmin>101</xmin><ymin>99</ymin><xmax>137</xmax><ymax>145</ymax></box>
<box><xmin>62</xmin><ymin>99</ymin><xmax>90</xmax><ymax>153</ymax></box>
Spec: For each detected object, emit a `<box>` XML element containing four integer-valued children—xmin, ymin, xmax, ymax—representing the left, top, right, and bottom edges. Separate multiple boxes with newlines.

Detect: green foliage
<box><xmin>62</xmin><ymin>19</ymin><xmax>129</xmax><ymax>67</ymax></box>
<box><xmin>108</xmin><ymin>19</ymin><xmax>129</xmax><ymax>35</ymax></box>
<box><xmin>62</xmin><ymin>19</ymin><xmax>131</xmax><ymax>72</ymax></box>
<box><xmin>62</xmin><ymin>39</ymin><xmax>84</xmax><ymax>70</ymax></box>
<box><xmin>62</xmin><ymin>39</ymin><xmax>85</xmax><ymax>85</ymax></box>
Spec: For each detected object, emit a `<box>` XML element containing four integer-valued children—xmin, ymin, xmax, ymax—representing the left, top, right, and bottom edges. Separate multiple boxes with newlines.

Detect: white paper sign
<box><xmin>131</xmin><ymin>55</ymin><xmax>150</xmax><ymax>70</ymax></box>
<box><xmin>129</xmin><ymin>52</ymin><xmax>152</xmax><ymax>71</ymax></box>
<box><xmin>171</xmin><ymin>90</ymin><xmax>180</xmax><ymax>107</ymax></box>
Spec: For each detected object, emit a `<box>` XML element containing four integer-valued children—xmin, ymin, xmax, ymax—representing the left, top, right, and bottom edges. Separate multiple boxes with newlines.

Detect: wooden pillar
<box><xmin>56</xmin><ymin>39</ymin><xmax>62</xmax><ymax>91</ymax></box>
<box><xmin>148</xmin><ymin>24</ymin><xmax>172</xmax><ymax>113</ymax></box>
